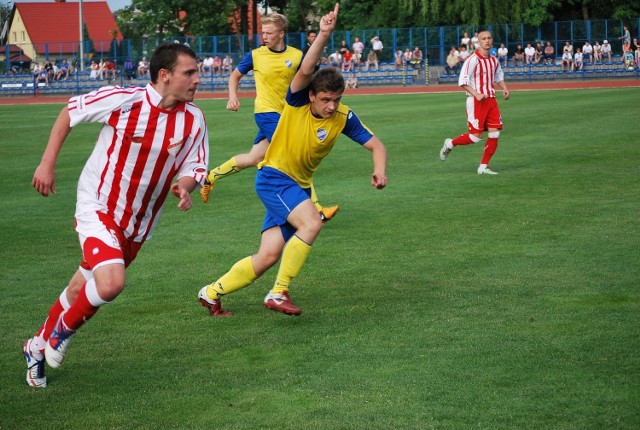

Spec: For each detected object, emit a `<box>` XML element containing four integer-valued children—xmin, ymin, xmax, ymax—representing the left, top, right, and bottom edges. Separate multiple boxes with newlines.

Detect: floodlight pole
<box><xmin>79</xmin><ymin>0</ymin><xmax>85</xmax><ymax>71</ymax></box>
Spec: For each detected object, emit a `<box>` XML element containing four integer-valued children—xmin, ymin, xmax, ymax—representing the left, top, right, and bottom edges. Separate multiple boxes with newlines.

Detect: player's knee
<box><xmin>470</xmin><ymin>134</ymin><xmax>483</xmax><ymax>143</ymax></box>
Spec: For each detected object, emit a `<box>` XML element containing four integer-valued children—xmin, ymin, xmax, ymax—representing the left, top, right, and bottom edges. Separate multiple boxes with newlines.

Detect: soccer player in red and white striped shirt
<box><xmin>440</xmin><ymin>30</ymin><xmax>510</xmax><ymax>175</ymax></box>
<box><xmin>24</xmin><ymin>43</ymin><xmax>209</xmax><ymax>387</ymax></box>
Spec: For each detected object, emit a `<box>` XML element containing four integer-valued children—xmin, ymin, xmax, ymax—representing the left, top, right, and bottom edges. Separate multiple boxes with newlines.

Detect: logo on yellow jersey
<box><xmin>317</xmin><ymin>128</ymin><xmax>328</xmax><ymax>141</ymax></box>
<box><xmin>285</xmin><ymin>60</ymin><xmax>293</xmax><ymax>68</ymax></box>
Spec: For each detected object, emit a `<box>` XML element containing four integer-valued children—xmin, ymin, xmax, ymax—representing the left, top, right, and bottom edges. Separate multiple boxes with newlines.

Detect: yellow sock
<box><xmin>207</xmin><ymin>156</ymin><xmax>243</xmax><ymax>184</ymax></box>
<box><xmin>310</xmin><ymin>182</ymin><xmax>323</xmax><ymax>211</ymax></box>
<box><xmin>272</xmin><ymin>235</ymin><xmax>312</xmax><ymax>295</ymax></box>
<box><xmin>206</xmin><ymin>256</ymin><xmax>257</xmax><ymax>300</ymax></box>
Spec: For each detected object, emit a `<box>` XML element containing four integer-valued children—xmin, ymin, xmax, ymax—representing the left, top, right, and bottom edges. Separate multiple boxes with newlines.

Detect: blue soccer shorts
<box><xmin>255</xmin><ymin>166</ymin><xmax>311</xmax><ymax>241</ymax></box>
<box><xmin>253</xmin><ymin>112</ymin><xmax>281</xmax><ymax>145</ymax></box>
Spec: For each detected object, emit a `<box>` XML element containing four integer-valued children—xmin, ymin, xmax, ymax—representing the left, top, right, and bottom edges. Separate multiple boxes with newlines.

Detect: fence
<box><xmin>3</xmin><ymin>18</ymin><xmax>639</xmax><ymax>74</ymax></box>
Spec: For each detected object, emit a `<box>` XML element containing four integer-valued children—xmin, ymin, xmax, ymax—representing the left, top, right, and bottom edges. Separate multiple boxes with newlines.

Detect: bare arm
<box><xmin>496</xmin><ymin>80</ymin><xmax>510</xmax><ymax>100</ymax></box>
<box><xmin>362</xmin><ymin>135</ymin><xmax>388</xmax><ymax>190</ymax></box>
<box><xmin>226</xmin><ymin>68</ymin><xmax>244</xmax><ymax>111</ymax></box>
<box><xmin>171</xmin><ymin>176</ymin><xmax>198</xmax><ymax>211</ymax></box>
<box><xmin>290</xmin><ymin>3</ymin><xmax>340</xmax><ymax>93</ymax></box>
<box><xmin>32</xmin><ymin>107</ymin><xmax>72</xmax><ymax>196</ymax></box>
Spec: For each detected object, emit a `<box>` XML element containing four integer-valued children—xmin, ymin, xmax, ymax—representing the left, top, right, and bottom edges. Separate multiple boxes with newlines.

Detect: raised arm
<box><xmin>290</xmin><ymin>3</ymin><xmax>339</xmax><ymax>93</ymax></box>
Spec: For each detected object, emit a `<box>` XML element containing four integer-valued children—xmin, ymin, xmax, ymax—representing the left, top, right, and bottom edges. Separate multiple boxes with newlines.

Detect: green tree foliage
<box><xmin>113</xmin><ymin>0</ymin><xmax>639</xmax><ymax>40</ymax></box>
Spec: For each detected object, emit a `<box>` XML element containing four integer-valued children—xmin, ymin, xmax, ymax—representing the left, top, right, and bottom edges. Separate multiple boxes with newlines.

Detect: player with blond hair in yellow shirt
<box><xmin>201</xmin><ymin>12</ymin><xmax>339</xmax><ymax>221</ymax></box>
<box><xmin>198</xmin><ymin>3</ymin><xmax>388</xmax><ymax>317</ymax></box>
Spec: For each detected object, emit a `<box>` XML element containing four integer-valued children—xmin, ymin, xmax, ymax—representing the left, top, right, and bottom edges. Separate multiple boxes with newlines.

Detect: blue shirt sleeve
<box><xmin>286</xmin><ymin>86</ymin><xmax>310</xmax><ymax>107</ymax></box>
<box><xmin>236</xmin><ymin>52</ymin><xmax>254</xmax><ymax>75</ymax></box>
<box><xmin>342</xmin><ymin>110</ymin><xmax>373</xmax><ymax>145</ymax></box>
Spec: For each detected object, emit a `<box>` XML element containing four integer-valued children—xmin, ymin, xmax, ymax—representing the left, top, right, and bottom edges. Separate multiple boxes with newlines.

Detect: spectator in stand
<box><xmin>582</xmin><ymin>41</ymin><xmax>593</xmax><ymax>63</ymax></box>
<box><xmin>345</xmin><ymin>71</ymin><xmax>358</xmax><ymax>89</ymax></box>
<box><xmin>534</xmin><ymin>42</ymin><xmax>544</xmax><ymax>64</ymax></box>
<box><xmin>460</xmin><ymin>32</ymin><xmax>470</xmax><ymax>51</ymax></box>
<box><xmin>89</xmin><ymin>60</ymin><xmax>99</xmax><ymax>80</ymax></box>
<box><xmin>623</xmin><ymin>43</ymin><xmax>635</xmax><ymax>69</ymax></box>
<box><xmin>561</xmin><ymin>48</ymin><xmax>573</xmax><ymax>71</ymax></box>
<box><xmin>370</xmin><ymin>36</ymin><xmax>383</xmax><ymax>62</ymax></box>
<box><xmin>342</xmin><ymin>49</ymin><xmax>354</xmax><ymax>72</ymax></box>
<box><xmin>328</xmin><ymin>49</ymin><xmax>342</xmax><ymax>68</ymax></box>
<box><xmin>104</xmin><ymin>59</ymin><xmax>117</xmax><ymax>81</ymax></box>
<box><xmin>34</xmin><ymin>62</ymin><xmax>49</xmax><ymax>85</ymax></box>
<box><xmin>544</xmin><ymin>41</ymin><xmax>555</xmax><ymax>65</ymax></box>
<box><xmin>564</xmin><ymin>41</ymin><xmax>573</xmax><ymax>55</ymax></box>
<box><xmin>212</xmin><ymin>55</ymin><xmax>222</xmax><ymax>75</ymax></box>
<box><xmin>619</xmin><ymin>24</ymin><xmax>631</xmax><ymax>47</ymax></box>
<box><xmin>445</xmin><ymin>46</ymin><xmax>460</xmax><ymax>75</ymax></box>
<box><xmin>352</xmin><ymin>37</ymin><xmax>364</xmax><ymax>68</ymax></box>
<box><xmin>411</xmin><ymin>46</ymin><xmax>423</xmax><ymax>68</ymax></box>
<box><xmin>98</xmin><ymin>58</ymin><xmax>106</xmax><ymax>80</ymax></box>
<box><xmin>202</xmin><ymin>55</ymin><xmax>214</xmax><ymax>76</ymax></box>
<box><xmin>512</xmin><ymin>44</ymin><xmax>525</xmax><ymax>66</ymax></box>
<box><xmin>524</xmin><ymin>43</ymin><xmax>535</xmax><ymax>65</ymax></box>
<box><xmin>365</xmin><ymin>49</ymin><xmax>378</xmax><ymax>71</ymax></box>
<box><xmin>573</xmin><ymin>48</ymin><xmax>584</xmax><ymax>70</ymax></box>
<box><xmin>394</xmin><ymin>49</ymin><xmax>403</xmax><ymax>70</ymax></box>
<box><xmin>471</xmin><ymin>32</ymin><xmax>480</xmax><ymax>52</ymax></box>
<box><xmin>137</xmin><ymin>56</ymin><xmax>149</xmax><ymax>78</ymax></box>
<box><xmin>403</xmin><ymin>47</ymin><xmax>412</xmax><ymax>64</ymax></box>
<box><xmin>592</xmin><ymin>41</ymin><xmax>602</xmax><ymax>63</ymax></box>
<box><xmin>601</xmin><ymin>40</ymin><xmax>612</xmax><ymax>62</ymax></box>
<box><xmin>339</xmin><ymin>40</ymin><xmax>349</xmax><ymax>56</ymax></box>
<box><xmin>458</xmin><ymin>45</ymin><xmax>470</xmax><ymax>64</ymax></box>
<box><xmin>635</xmin><ymin>44</ymin><xmax>640</xmax><ymax>69</ymax></box>
<box><xmin>56</xmin><ymin>59</ymin><xmax>70</xmax><ymax>80</ymax></box>
<box><xmin>44</xmin><ymin>60</ymin><xmax>54</xmax><ymax>82</ymax></box>
<box><xmin>497</xmin><ymin>43</ymin><xmax>508</xmax><ymax>66</ymax></box>
<box><xmin>632</xmin><ymin>38</ymin><xmax>639</xmax><ymax>53</ymax></box>
<box><xmin>222</xmin><ymin>54</ymin><xmax>233</xmax><ymax>73</ymax></box>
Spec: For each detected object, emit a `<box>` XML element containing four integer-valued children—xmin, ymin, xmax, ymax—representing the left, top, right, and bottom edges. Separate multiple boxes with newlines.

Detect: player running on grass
<box><xmin>201</xmin><ymin>12</ymin><xmax>340</xmax><ymax>222</ymax></box>
<box><xmin>440</xmin><ymin>30</ymin><xmax>510</xmax><ymax>174</ymax></box>
<box><xmin>198</xmin><ymin>2</ymin><xmax>388</xmax><ymax>317</ymax></box>
<box><xmin>24</xmin><ymin>43</ymin><xmax>209</xmax><ymax>387</ymax></box>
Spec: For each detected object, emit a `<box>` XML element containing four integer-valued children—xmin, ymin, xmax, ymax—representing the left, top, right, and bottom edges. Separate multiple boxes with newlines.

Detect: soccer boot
<box><xmin>440</xmin><ymin>138</ymin><xmax>453</xmax><ymax>161</ymax></box>
<box><xmin>264</xmin><ymin>291</ymin><xmax>302</xmax><ymax>316</ymax></box>
<box><xmin>200</xmin><ymin>177</ymin><xmax>214</xmax><ymax>203</ymax></box>
<box><xmin>24</xmin><ymin>338</ymin><xmax>47</xmax><ymax>388</ymax></box>
<box><xmin>319</xmin><ymin>205</ymin><xmax>340</xmax><ymax>223</ymax></box>
<box><xmin>477</xmin><ymin>166</ymin><xmax>498</xmax><ymax>175</ymax></box>
<box><xmin>45</xmin><ymin>315</ymin><xmax>75</xmax><ymax>369</ymax></box>
<box><xmin>198</xmin><ymin>286</ymin><xmax>232</xmax><ymax>317</ymax></box>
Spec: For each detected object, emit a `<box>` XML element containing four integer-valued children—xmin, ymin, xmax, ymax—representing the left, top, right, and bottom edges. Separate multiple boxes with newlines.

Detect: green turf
<box><xmin>0</xmin><ymin>88</ymin><xmax>638</xmax><ymax>429</ymax></box>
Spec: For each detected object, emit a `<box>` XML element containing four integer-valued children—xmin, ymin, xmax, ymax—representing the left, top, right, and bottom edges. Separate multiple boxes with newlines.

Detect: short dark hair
<box><xmin>310</xmin><ymin>67</ymin><xmax>345</xmax><ymax>94</ymax></box>
<box><xmin>149</xmin><ymin>43</ymin><xmax>197</xmax><ymax>83</ymax></box>
<box><xmin>307</xmin><ymin>29</ymin><xmax>317</xmax><ymax>36</ymax></box>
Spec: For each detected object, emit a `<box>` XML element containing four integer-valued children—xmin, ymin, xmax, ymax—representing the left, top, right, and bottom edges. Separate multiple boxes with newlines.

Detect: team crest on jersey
<box><xmin>285</xmin><ymin>60</ymin><xmax>293</xmax><ymax>68</ymax></box>
<box><xmin>316</xmin><ymin>128</ymin><xmax>328</xmax><ymax>141</ymax></box>
<box><xmin>193</xmin><ymin>167</ymin><xmax>207</xmax><ymax>175</ymax></box>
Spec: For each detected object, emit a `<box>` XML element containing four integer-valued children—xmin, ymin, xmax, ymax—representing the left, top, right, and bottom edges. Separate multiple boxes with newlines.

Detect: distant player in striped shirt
<box><xmin>24</xmin><ymin>43</ymin><xmax>209</xmax><ymax>388</ymax></box>
<box><xmin>440</xmin><ymin>30</ymin><xmax>510</xmax><ymax>175</ymax></box>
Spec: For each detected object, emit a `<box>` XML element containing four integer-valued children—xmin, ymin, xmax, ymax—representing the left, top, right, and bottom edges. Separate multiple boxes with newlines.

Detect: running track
<box><xmin>0</xmin><ymin>79</ymin><xmax>637</xmax><ymax>105</ymax></box>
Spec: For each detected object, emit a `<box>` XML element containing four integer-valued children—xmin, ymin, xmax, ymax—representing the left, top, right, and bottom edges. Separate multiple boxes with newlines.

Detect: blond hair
<box><xmin>261</xmin><ymin>13</ymin><xmax>288</xmax><ymax>32</ymax></box>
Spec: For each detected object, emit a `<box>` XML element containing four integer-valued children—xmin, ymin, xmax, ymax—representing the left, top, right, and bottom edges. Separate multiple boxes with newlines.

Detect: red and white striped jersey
<box><xmin>458</xmin><ymin>50</ymin><xmax>504</xmax><ymax>98</ymax></box>
<box><xmin>68</xmin><ymin>84</ymin><xmax>209</xmax><ymax>242</ymax></box>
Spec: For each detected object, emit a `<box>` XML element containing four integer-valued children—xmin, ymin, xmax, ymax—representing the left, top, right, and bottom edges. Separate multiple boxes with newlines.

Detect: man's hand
<box><xmin>171</xmin><ymin>183</ymin><xmax>193</xmax><ymax>211</ymax></box>
<box><xmin>226</xmin><ymin>98</ymin><xmax>240</xmax><ymax>111</ymax></box>
<box><xmin>319</xmin><ymin>3</ymin><xmax>340</xmax><ymax>35</ymax></box>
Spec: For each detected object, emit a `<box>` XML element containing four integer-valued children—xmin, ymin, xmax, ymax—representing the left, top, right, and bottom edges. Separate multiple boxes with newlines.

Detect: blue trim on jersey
<box><xmin>237</xmin><ymin>52</ymin><xmax>254</xmax><ymax>75</ymax></box>
<box><xmin>286</xmin><ymin>86</ymin><xmax>310</xmax><ymax>107</ymax></box>
<box><xmin>255</xmin><ymin>166</ymin><xmax>311</xmax><ymax>241</ymax></box>
<box><xmin>253</xmin><ymin>112</ymin><xmax>281</xmax><ymax>145</ymax></box>
<box><xmin>342</xmin><ymin>110</ymin><xmax>373</xmax><ymax>145</ymax></box>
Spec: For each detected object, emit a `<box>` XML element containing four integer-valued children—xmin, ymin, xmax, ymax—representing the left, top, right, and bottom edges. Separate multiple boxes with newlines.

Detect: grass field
<box><xmin>0</xmin><ymin>88</ymin><xmax>638</xmax><ymax>429</ymax></box>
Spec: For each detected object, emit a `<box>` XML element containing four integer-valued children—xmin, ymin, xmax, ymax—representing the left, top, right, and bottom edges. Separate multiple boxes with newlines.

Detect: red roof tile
<box><xmin>15</xmin><ymin>1</ymin><xmax>122</xmax><ymax>54</ymax></box>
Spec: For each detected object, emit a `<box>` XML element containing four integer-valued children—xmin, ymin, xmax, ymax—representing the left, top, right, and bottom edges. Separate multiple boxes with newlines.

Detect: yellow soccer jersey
<box><xmin>238</xmin><ymin>46</ymin><xmax>303</xmax><ymax>114</ymax></box>
<box><xmin>259</xmin><ymin>90</ymin><xmax>374</xmax><ymax>188</ymax></box>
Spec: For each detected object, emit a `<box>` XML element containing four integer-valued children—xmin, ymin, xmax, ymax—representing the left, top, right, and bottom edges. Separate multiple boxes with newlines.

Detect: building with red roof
<box><xmin>2</xmin><ymin>1</ymin><xmax>122</xmax><ymax>62</ymax></box>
